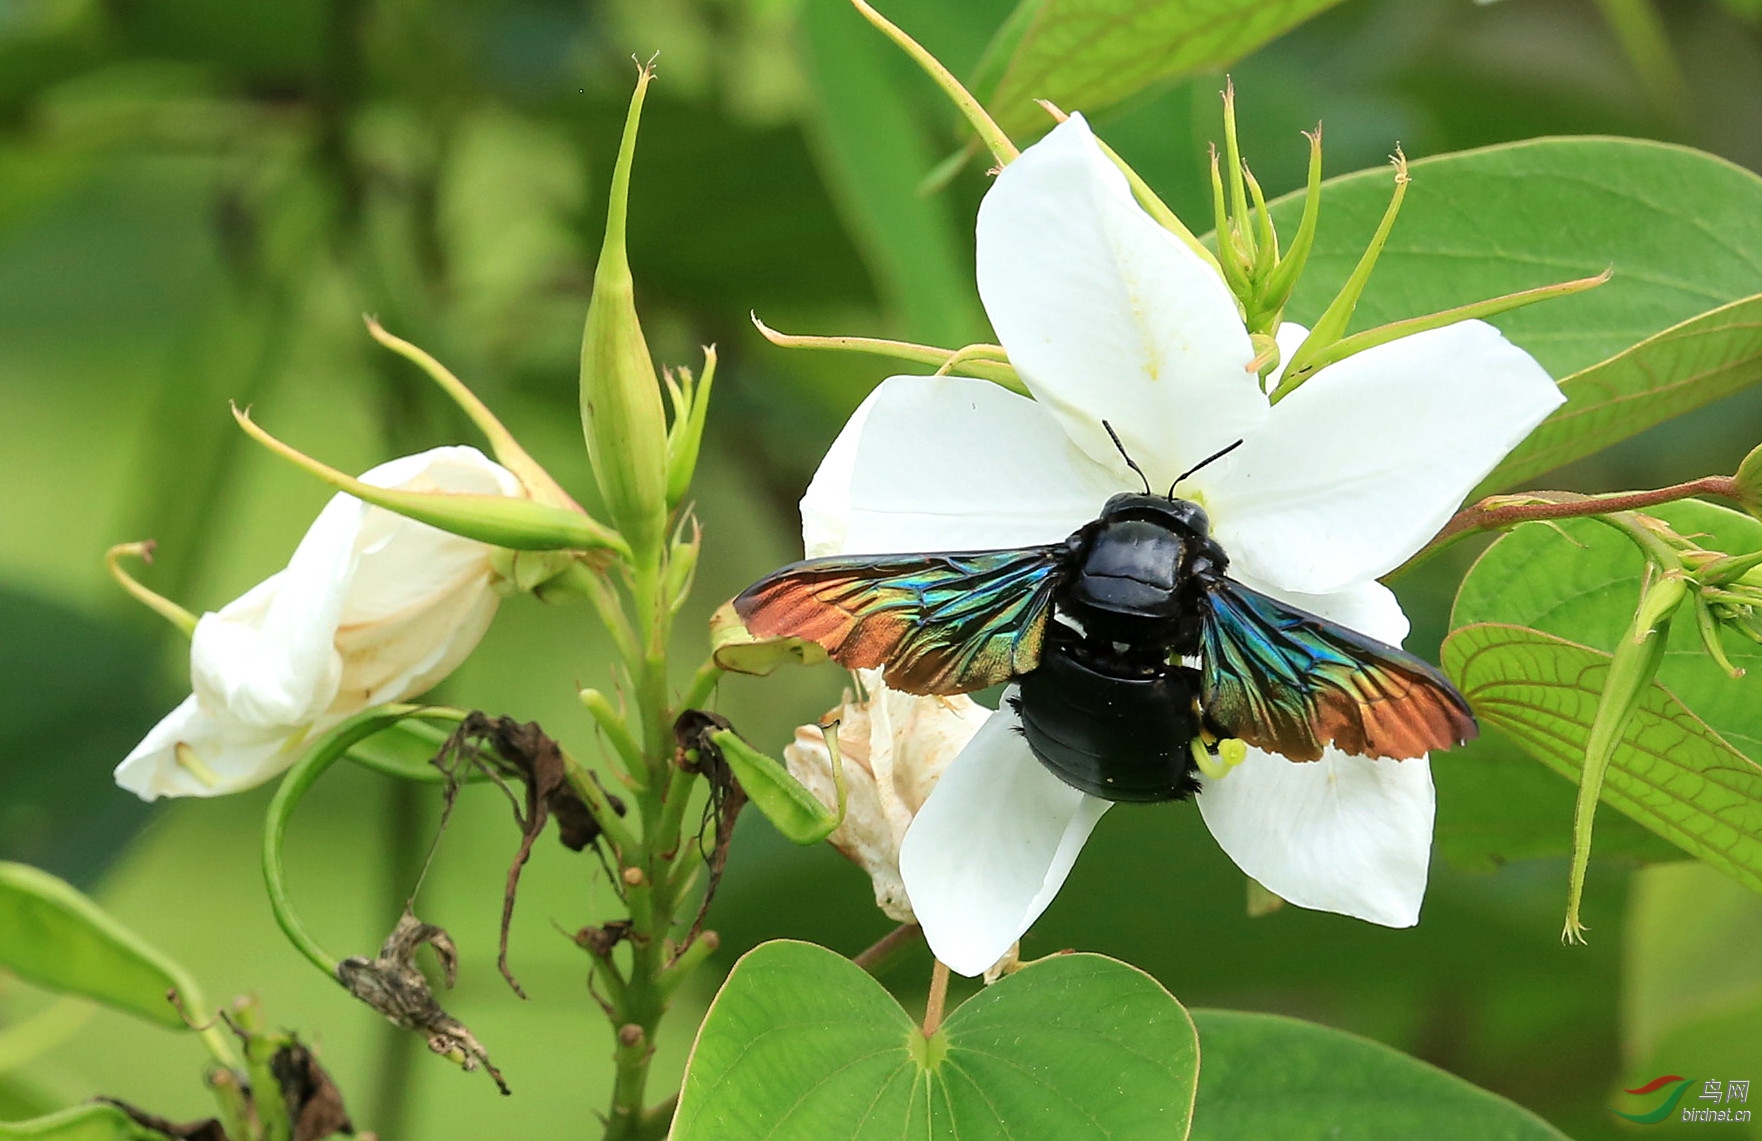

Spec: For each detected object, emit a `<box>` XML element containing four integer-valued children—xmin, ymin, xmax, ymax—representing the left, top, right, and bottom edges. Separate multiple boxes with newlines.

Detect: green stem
<box><xmin>680</xmin><ymin>657</ymin><xmax>724</xmax><ymax>713</ymax></box>
<box><xmin>263</xmin><ymin>706</ymin><xmax>466</xmax><ymax>979</ymax></box>
<box><xmin>369</xmin><ymin>778</ymin><xmax>428</xmax><ymax>1137</ymax></box>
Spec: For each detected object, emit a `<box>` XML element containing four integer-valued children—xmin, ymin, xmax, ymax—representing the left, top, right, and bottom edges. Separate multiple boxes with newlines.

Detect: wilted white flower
<box><xmin>801</xmin><ymin>114</ymin><xmax>1564</xmax><ymax>975</ymax></box>
<box><xmin>784</xmin><ymin>669</ymin><xmax>990</xmax><ymax>922</ymax></box>
<box><xmin>116</xmin><ymin>446</ymin><xmax>523</xmax><ymax>800</ymax></box>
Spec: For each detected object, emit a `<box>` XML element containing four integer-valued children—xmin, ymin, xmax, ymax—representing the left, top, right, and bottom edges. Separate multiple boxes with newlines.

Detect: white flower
<box><xmin>116</xmin><ymin>445</ymin><xmax>524</xmax><ymax>801</ymax></box>
<box><xmin>784</xmin><ymin>669</ymin><xmax>991</xmax><ymax>923</ymax></box>
<box><xmin>800</xmin><ymin>114</ymin><xmax>1564</xmax><ymax>976</ymax></box>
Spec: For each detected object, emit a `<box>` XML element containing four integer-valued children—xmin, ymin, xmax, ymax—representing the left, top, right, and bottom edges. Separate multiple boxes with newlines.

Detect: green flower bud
<box><xmin>1563</xmin><ymin>569</ymin><xmax>1686</xmax><ymax>943</ymax></box>
<box><xmin>664</xmin><ymin>349</ymin><xmax>716</xmax><ymax>511</ymax></box>
<box><xmin>580</xmin><ymin>63</ymin><xmax>670</xmax><ymax>562</ymax></box>
<box><xmin>712</xmin><ymin>726</ymin><xmax>845</xmax><ymax>846</ymax></box>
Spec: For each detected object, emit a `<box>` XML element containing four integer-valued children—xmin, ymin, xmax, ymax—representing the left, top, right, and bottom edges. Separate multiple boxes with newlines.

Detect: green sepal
<box><xmin>664</xmin><ymin>347</ymin><xmax>717</xmax><ymax>511</ymax></box>
<box><xmin>710</xmin><ymin>728</ymin><xmax>845</xmax><ymax>845</ymax></box>
<box><xmin>234</xmin><ymin>406</ymin><xmax>626</xmax><ymax>556</ymax></box>
<box><xmin>1562</xmin><ymin>572</ymin><xmax>1687</xmax><ymax>942</ymax></box>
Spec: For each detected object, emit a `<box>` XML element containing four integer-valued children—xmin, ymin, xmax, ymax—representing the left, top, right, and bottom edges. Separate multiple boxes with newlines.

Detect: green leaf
<box><xmin>1189</xmin><ymin>1010</ymin><xmax>1569</xmax><ymax>1139</ymax></box>
<box><xmin>1261</xmin><ymin>138</ymin><xmax>1762</xmax><ymax>488</ymax></box>
<box><xmin>1486</xmin><ymin>293</ymin><xmax>1762</xmax><ymax>491</ymax></box>
<box><xmin>1432</xmin><ymin>727</ymin><xmax>1684</xmax><ymax>870</ymax></box>
<box><xmin>1450</xmin><ymin>501</ymin><xmax>1762</xmax><ymax>759</ymax></box>
<box><xmin>671</xmin><ymin>940</ymin><xmax>1198</xmax><ymax>1140</ymax></box>
<box><xmin>0</xmin><ymin>863</ymin><xmax>204</xmax><ymax>1032</ymax></box>
<box><xmin>981</xmin><ymin>0</ymin><xmax>1347</xmax><ymax>138</ymax></box>
<box><xmin>1441</xmin><ymin>623</ymin><xmax>1762</xmax><ymax>900</ymax></box>
<box><xmin>0</xmin><ymin>1104</ymin><xmax>170</xmax><ymax>1140</ymax></box>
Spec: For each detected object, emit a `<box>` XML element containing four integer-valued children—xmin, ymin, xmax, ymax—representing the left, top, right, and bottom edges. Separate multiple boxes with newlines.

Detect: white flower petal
<box><xmin>977</xmin><ymin>114</ymin><xmax>1266</xmax><ymax>491</ymax></box>
<box><xmin>801</xmin><ymin>388</ymin><xmax>881</xmax><ymax>559</ymax></box>
<box><xmin>340</xmin><ymin>446</ymin><xmax>519</xmax><ymax>624</ymax></box>
<box><xmin>1203</xmin><ymin>319</ymin><xmax>1563</xmax><ymax>594</ymax></box>
<box><xmin>114</xmin><ymin>697</ymin><xmax>300</xmax><ymax>801</ymax></box>
<box><xmin>1197</xmin><ymin>746</ymin><xmax>1435</xmax><ymax>927</ymax></box>
<box><xmin>190</xmin><ymin>506</ymin><xmax>355</xmax><ymax>728</ymax></box>
<box><xmin>840</xmin><ymin>374</ymin><xmax>1121</xmax><ymax>554</ymax></box>
<box><xmin>190</xmin><ymin>446</ymin><xmax>516</xmax><ymax>728</ymax></box>
<box><xmin>898</xmin><ymin>694</ymin><xmax>1110</xmax><ymax>976</ymax></box>
<box><xmin>332</xmin><ymin>572</ymin><xmax>501</xmax><ymax>712</ymax></box>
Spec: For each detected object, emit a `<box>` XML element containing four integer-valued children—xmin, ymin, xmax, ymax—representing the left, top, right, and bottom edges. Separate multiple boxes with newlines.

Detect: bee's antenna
<box><xmin>1169</xmin><ymin>438</ymin><xmax>1244</xmax><ymax>495</ymax></box>
<box><xmin>1102</xmin><ymin>420</ymin><xmax>1152</xmax><ymax>495</ymax></box>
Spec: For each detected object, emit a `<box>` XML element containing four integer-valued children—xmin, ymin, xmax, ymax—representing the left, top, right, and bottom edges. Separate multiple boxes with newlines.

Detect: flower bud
<box><xmin>580</xmin><ymin>64</ymin><xmax>670</xmax><ymax>561</ymax></box>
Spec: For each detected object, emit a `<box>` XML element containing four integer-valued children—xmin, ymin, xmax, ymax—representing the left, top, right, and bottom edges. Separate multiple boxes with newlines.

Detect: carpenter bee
<box><xmin>734</xmin><ymin>429</ymin><xmax>1477</xmax><ymax>803</ymax></box>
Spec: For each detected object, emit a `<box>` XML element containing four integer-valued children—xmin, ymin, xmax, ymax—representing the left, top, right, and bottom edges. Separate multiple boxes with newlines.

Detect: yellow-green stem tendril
<box><xmin>232</xmin><ymin>405</ymin><xmax>629</xmax><ymax>556</ymax></box>
<box><xmin>362</xmin><ymin>317</ymin><xmax>576</xmax><ymax>509</ymax></box>
<box><xmin>751</xmin><ymin>315</ymin><xmax>1026</xmax><ymax>392</ymax></box>
<box><xmin>105</xmin><ymin>542</ymin><xmax>198</xmax><ymax>637</ymax></box>
<box><xmin>848</xmin><ymin>0</ymin><xmax>1019</xmax><ymax>166</ymax></box>
<box><xmin>1275</xmin><ymin>149</ymin><xmax>1410</xmax><ymax>400</ymax></box>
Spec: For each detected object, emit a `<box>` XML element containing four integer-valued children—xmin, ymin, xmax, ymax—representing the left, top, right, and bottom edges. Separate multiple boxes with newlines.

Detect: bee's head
<box><xmin>1100</xmin><ymin>492</ymin><xmax>1212</xmax><ymax>539</ymax></box>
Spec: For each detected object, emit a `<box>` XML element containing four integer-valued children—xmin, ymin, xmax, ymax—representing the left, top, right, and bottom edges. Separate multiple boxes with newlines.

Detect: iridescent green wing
<box><xmin>1199</xmin><ymin>576</ymin><xmax>1478</xmax><ymax>762</ymax></box>
<box><xmin>732</xmin><ymin>547</ymin><xmax>1067</xmax><ymax>695</ymax></box>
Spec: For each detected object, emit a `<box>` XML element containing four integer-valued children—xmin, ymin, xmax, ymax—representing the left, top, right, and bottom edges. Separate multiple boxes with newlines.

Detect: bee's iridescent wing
<box><xmin>732</xmin><ymin>546</ymin><xmax>1066</xmax><ymax>695</ymax></box>
<box><xmin>1198</xmin><ymin>576</ymin><xmax>1477</xmax><ymax>762</ymax></box>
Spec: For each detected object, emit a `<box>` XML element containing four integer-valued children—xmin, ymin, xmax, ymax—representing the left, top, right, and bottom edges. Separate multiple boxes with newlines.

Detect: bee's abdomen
<box><xmin>1015</xmin><ymin>647</ymin><xmax>1204</xmax><ymax>804</ymax></box>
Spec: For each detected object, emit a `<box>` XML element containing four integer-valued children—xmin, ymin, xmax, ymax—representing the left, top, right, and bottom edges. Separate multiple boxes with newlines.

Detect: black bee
<box><xmin>734</xmin><ymin>431</ymin><xmax>1477</xmax><ymax>803</ymax></box>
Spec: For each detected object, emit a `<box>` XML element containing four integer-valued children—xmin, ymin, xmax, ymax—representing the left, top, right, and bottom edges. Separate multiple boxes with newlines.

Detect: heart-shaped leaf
<box><xmin>1190</xmin><ymin>1010</ymin><xmax>1569</xmax><ymax>1139</ymax></box>
<box><xmin>671</xmin><ymin>940</ymin><xmax>1199</xmax><ymax>1140</ymax></box>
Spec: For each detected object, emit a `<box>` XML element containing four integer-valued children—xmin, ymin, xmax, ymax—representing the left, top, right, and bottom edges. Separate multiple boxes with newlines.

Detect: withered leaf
<box><xmin>336</xmin><ymin>912</ymin><xmax>509</xmax><ymax>1096</ymax></box>
<box><xmin>434</xmin><ymin>713</ymin><xmax>626</xmax><ymax>998</ymax></box>
<box><xmin>270</xmin><ymin>1040</ymin><xmax>354</xmax><ymax>1141</ymax></box>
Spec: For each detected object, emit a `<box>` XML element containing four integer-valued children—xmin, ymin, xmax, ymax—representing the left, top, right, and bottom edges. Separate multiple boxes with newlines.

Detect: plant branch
<box><xmin>1400</xmin><ymin>475</ymin><xmax>1741</xmax><ymax>573</ymax></box>
<box><xmin>853</xmin><ymin>923</ymin><xmax>923</xmax><ymax>974</ymax></box>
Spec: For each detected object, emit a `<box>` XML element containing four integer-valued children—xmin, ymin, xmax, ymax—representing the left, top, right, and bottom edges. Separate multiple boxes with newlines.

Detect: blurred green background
<box><xmin>2</xmin><ymin>0</ymin><xmax>1761</xmax><ymax>1137</ymax></box>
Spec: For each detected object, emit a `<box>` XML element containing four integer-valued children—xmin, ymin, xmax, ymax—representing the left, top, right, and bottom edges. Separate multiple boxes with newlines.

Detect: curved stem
<box><xmin>262</xmin><ymin>706</ymin><xmax>466</xmax><ymax>979</ymax></box>
<box><xmin>1398</xmin><ymin>476</ymin><xmax>1741</xmax><ymax>575</ymax></box>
